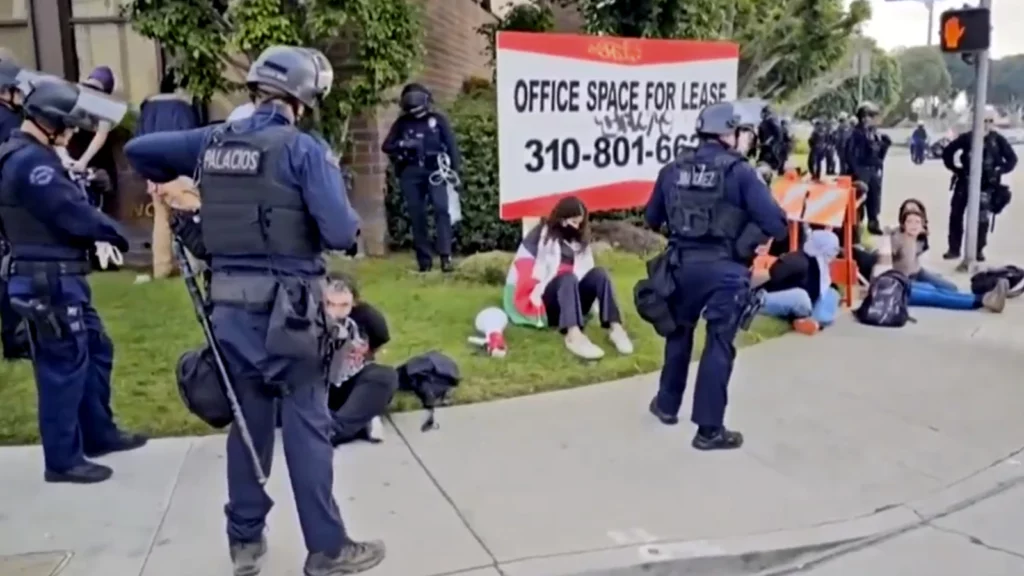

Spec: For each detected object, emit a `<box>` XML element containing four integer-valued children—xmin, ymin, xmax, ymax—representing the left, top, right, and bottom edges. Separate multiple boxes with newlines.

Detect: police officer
<box><xmin>756</xmin><ymin>105</ymin><xmax>783</xmax><ymax>172</ymax></box>
<box><xmin>124</xmin><ymin>46</ymin><xmax>384</xmax><ymax>576</ymax></box>
<box><xmin>941</xmin><ymin>108</ymin><xmax>1017</xmax><ymax>262</ymax></box>
<box><xmin>847</xmin><ymin>102</ymin><xmax>891</xmax><ymax>235</ymax></box>
<box><xmin>778</xmin><ymin>117</ymin><xmax>794</xmax><ymax>175</ymax></box>
<box><xmin>834</xmin><ymin>112</ymin><xmax>852</xmax><ymax>175</ymax></box>
<box><xmin>645</xmin><ymin>101</ymin><xmax>788</xmax><ymax>450</ymax></box>
<box><xmin>808</xmin><ymin>118</ymin><xmax>829</xmax><ymax>180</ymax></box>
<box><xmin>382</xmin><ymin>83</ymin><xmax>462</xmax><ymax>273</ymax></box>
<box><xmin>910</xmin><ymin>122</ymin><xmax>928</xmax><ymax>164</ymax></box>
<box><xmin>823</xmin><ymin>118</ymin><xmax>837</xmax><ymax>175</ymax></box>
<box><xmin>0</xmin><ymin>78</ymin><xmax>147</xmax><ymax>483</ymax></box>
<box><xmin>0</xmin><ymin>59</ymin><xmax>30</xmax><ymax>360</ymax></box>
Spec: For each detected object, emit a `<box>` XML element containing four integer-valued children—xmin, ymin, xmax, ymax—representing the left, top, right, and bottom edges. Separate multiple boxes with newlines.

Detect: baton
<box><xmin>172</xmin><ymin>238</ymin><xmax>267</xmax><ymax>485</ymax></box>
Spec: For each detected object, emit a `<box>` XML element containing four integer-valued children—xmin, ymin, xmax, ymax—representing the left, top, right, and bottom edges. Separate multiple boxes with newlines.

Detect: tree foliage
<box><xmin>573</xmin><ymin>0</ymin><xmax>870</xmax><ymax>101</ymax></box>
<box><xmin>477</xmin><ymin>1</ymin><xmax>556</xmax><ymax>68</ymax></box>
<box><xmin>795</xmin><ymin>37</ymin><xmax>901</xmax><ymax>121</ymax></box>
<box><xmin>895</xmin><ymin>46</ymin><xmax>951</xmax><ymax>101</ymax></box>
<box><xmin>122</xmin><ymin>0</ymin><xmax>423</xmax><ymax>148</ymax></box>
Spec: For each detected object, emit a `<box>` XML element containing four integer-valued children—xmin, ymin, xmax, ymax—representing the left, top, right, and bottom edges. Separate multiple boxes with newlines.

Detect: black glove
<box><xmin>90</xmin><ymin>169</ymin><xmax>112</xmax><ymax>193</ymax></box>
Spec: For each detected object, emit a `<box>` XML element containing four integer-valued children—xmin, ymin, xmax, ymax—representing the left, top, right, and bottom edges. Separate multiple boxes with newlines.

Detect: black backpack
<box><xmin>854</xmin><ymin>270</ymin><xmax>914</xmax><ymax>327</ymax></box>
<box><xmin>970</xmin><ymin>265</ymin><xmax>1024</xmax><ymax>296</ymax></box>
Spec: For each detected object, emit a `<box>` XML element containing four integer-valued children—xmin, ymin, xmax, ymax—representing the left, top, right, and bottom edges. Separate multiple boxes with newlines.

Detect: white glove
<box><xmin>94</xmin><ymin>242</ymin><xmax>123</xmax><ymax>270</ymax></box>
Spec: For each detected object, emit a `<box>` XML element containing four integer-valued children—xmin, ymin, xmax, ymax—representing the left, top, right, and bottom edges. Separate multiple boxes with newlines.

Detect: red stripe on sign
<box><xmin>496</xmin><ymin>31</ymin><xmax>738</xmax><ymax>66</ymax></box>
<box><xmin>500</xmin><ymin>180</ymin><xmax>654</xmax><ymax>221</ymax></box>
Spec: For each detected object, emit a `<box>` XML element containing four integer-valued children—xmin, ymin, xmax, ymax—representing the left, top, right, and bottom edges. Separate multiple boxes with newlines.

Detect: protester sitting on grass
<box><xmin>324</xmin><ymin>273</ymin><xmax>397</xmax><ymax>446</ymax></box>
<box><xmin>503</xmin><ymin>196</ymin><xmax>633</xmax><ymax>360</ymax></box>
<box><xmin>755</xmin><ymin>230</ymin><xmax>842</xmax><ymax>335</ymax></box>
<box><xmin>889</xmin><ymin>207</ymin><xmax>1008</xmax><ymax>312</ymax></box>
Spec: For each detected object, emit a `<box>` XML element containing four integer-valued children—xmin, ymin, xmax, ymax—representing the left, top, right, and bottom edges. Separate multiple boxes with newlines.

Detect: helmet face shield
<box><xmin>306</xmin><ymin>49</ymin><xmax>333</xmax><ymax>99</ymax></box>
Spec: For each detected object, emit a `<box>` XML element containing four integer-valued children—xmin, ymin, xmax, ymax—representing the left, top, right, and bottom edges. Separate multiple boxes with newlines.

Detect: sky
<box><xmin>858</xmin><ymin>0</ymin><xmax>1023</xmax><ymax>57</ymax></box>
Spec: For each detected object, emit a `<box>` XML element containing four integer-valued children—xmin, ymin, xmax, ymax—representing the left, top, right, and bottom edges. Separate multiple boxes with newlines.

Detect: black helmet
<box><xmin>246</xmin><ymin>46</ymin><xmax>333</xmax><ymax>108</ymax></box>
<box><xmin>856</xmin><ymin>101</ymin><xmax>880</xmax><ymax>119</ymax></box>
<box><xmin>400</xmin><ymin>83</ymin><xmax>431</xmax><ymax>115</ymax></box>
<box><xmin>22</xmin><ymin>79</ymin><xmax>90</xmax><ymax>132</ymax></box>
<box><xmin>695</xmin><ymin>102</ymin><xmax>742</xmax><ymax>136</ymax></box>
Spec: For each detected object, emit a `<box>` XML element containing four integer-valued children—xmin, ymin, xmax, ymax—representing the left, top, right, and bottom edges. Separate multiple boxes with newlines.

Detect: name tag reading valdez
<box><xmin>203</xmin><ymin>145</ymin><xmax>263</xmax><ymax>176</ymax></box>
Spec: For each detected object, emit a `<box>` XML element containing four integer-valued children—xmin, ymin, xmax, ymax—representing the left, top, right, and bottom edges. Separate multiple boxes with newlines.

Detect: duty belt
<box><xmin>1</xmin><ymin>259</ymin><xmax>91</xmax><ymax>279</ymax></box>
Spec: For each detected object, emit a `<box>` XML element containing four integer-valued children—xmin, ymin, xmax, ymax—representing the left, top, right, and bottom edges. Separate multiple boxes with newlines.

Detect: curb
<box><xmin>494</xmin><ymin>452</ymin><xmax>1024</xmax><ymax>576</ymax></box>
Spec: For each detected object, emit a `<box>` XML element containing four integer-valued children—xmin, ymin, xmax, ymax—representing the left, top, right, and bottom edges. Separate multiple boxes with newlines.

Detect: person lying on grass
<box><xmin>754</xmin><ymin>229</ymin><xmax>841</xmax><ymax>335</ymax></box>
<box><xmin>502</xmin><ymin>195</ymin><xmax>633</xmax><ymax>360</ymax></box>
<box><xmin>323</xmin><ymin>273</ymin><xmax>397</xmax><ymax>445</ymax></box>
<box><xmin>888</xmin><ymin>207</ymin><xmax>1007</xmax><ymax>313</ymax></box>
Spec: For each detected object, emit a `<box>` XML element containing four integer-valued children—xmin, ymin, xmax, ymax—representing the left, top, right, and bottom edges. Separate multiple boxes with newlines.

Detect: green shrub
<box><xmin>386</xmin><ymin>87</ymin><xmax>521</xmax><ymax>254</ymax></box>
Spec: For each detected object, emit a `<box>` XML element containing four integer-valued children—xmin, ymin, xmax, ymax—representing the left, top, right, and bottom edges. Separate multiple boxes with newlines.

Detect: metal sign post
<box><xmin>853</xmin><ymin>50</ymin><xmax>871</xmax><ymax>103</ymax></box>
<box><xmin>956</xmin><ymin>0</ymin><xmax>992</xmax><ymax>272</ymax></box>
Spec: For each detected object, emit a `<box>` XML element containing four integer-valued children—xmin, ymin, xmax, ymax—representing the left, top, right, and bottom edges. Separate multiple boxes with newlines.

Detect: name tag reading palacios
<box><xmin>203</xmin><ymin>145</ymin><xmax>263</xmax><ymax>176</ymax></box>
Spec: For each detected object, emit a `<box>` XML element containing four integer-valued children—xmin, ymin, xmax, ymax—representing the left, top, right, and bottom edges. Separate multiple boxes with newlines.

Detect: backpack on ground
<box><xmin>854</xmin><ymin>270</ymin><xmax>914</xmax><ymax>327</ymax></box>
<box><xmin>970</xmin><ymin>265</ymin><xmax>1024</xmax><ymax>297</ymax></box>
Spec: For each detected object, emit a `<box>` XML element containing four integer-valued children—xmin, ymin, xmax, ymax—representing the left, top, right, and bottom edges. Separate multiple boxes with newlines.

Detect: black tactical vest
<box><xmin>199</xmin><ymin>124</ymin><xmax>320</xmax><ymax>259</ymax></box>
<box><xmin>0</xmin><ymin>136</ymin><xmax>88</xmax><ymax>261</ymax></box>
<box><xmin>666</xmin><ymin>151</ymin><xmax>748</xmax><ymax>251</ymax></box>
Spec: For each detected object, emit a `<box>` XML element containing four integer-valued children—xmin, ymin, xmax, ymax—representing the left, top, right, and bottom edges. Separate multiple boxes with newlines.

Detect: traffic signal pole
<box><xmin>957</xmin><ymin>0</ymin><xmax>992</xmax><ymax>273</ymax></box>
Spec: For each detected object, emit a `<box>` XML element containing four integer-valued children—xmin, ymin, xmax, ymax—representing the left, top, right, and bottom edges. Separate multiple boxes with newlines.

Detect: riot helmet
<box><xmin>695</xmin><ymin>102</ymin><xmax>741</xmax><ymax>137</ymax></box>
<box><xmin>856</xmin><ymin>101</ymin><xmax>880</xmax><ymax>119</ymax></box>
<box><xmin>246</xmin><ymin>45</ymin><xmax>333</xmax><ymax>110</ymax></box>
<box><xmin>400</xmin><ymin>83</ymin><xmax>431</xmax><ymax>117</ymax></box>
<box><xmin>0</xmin><ymin>60</ymin><xmax>21</xmax><ymax>92</ymax></box>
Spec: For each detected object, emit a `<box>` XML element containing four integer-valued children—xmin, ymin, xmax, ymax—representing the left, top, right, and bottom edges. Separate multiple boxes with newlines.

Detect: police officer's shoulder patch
<box><xmin>28</xmin><ymin>164</ymin><xmax>55</xmax><ymax>187</ymax></box>
<box><xmin>202</xmin><ymin>144</ymin><xmax>263</xmax><ymax>176</ymax></box>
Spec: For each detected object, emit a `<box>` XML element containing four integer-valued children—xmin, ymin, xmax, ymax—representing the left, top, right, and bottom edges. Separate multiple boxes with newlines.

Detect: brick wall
<box><xmin>349</xmin><ymin>0</ymin><xmax>496</xmax><ymax>256</ymax></box>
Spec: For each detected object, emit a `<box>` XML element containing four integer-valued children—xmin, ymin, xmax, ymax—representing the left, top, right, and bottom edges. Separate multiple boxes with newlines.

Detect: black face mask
<box><xmin>558</xmin><ymin>224</ymin><xmax>582</xmax><ymax>241</ymax></box>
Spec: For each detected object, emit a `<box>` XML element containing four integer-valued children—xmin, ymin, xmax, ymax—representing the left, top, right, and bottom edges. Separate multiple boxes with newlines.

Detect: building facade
<box><xmin>0</xmin><ymin>0</ymin><xmax>500</xmax><ymax>253</ymax></box>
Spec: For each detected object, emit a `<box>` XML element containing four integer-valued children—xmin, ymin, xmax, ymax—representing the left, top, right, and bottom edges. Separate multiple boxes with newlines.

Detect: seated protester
<box><xmin>755</xmin><ymin>230</ymin><xmax>842</xmax><ymax>335</ymax></box>
<box><xmin>503</xmin><ymin>196</ymin><xmax>632</xmax><ymax>360</ymax></box>
<box><xmin>768</xmin><ymin>223</ymin><xmax>878</xmax><ymax>282</ymax></box>
<box><xmin>323</xmin><ymin>274</ymin><xmax>398</xmax><ymax>446</ymax></box>
<box><xmin>890</xmin><ymin>209</ymin><xmax>1008</xmax><ymax>312</ymax></box>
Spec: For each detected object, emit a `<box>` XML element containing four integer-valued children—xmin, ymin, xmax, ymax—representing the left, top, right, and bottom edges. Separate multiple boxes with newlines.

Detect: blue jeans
<box><xmin>908</xmin><ymin>270</ymin><xmax>978</xmax><ymax>310</ymax></box>
<box><xmin>761</xmin><ymin>287</ymin><xmax>840</xmax><ymax>326</ymax></box>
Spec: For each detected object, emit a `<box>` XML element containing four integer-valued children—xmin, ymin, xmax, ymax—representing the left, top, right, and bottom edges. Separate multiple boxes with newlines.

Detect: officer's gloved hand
<box><xmin>94</xmin><ymin>241</ymin><xmax>124</xmax><ymax>270</ymax></box>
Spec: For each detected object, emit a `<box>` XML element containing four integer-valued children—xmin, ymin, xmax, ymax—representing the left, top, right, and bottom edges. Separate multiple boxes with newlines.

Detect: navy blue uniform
<box><xmin>911</xmin><ymin>126</ymin><xmax>928</xmax><ymax>164</ymax></box>
<box><xmin>0</xmin><ymin>103</ymin><xmax>24</xmax><ymax>358</ymax></box>
<box><xmin>847</xmin><ymin>124</ymin><xmax>890</xmax><ymax>225</ymax></box>
<box><xmin>382</xmin><ymin>110</ymin><xmax>461</xmax><ymax>269</ymax></box>
<box><xmin>756</xmin><ymin>117</ymin><xmax>783</xmax><ymax>171</ymax></box>
<box><xmin>0</xmin><ymin>130</ymin><xmax>131</xmax><ymax>472</ymax></box>
<box><xmin>645</xmin><ymin>141</ymin><xmax>787</xmax><ymax>429</ymax></box>
<box><xmin>941</xmin><ymin>130</ymin><xmax>1018</xmax><ymax>257</ymax></box>
<box><xmin>124</xmin><ymin>104</ymin><xmax>360</xmax><ymax>557</ymax></box>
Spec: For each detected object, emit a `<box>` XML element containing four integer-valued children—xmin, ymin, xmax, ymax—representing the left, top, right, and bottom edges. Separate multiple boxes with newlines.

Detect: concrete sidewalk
<box><xmin>3</xmin><ymin>297</ymin><xmax>1024</xmax><ymax>576</ymax></box>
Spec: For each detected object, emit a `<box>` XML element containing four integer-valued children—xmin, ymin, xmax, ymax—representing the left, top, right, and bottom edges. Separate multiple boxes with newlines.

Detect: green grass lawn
<box><xmin>0</xmin><ymin>252</ymin><xmax>789</xmax><ymax>445</ymax></box>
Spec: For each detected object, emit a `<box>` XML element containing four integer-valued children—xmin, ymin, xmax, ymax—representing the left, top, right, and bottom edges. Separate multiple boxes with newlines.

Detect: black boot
<box><xmin>416</xmin><ymin>259</ymin><xmax>432</xmax><ymax>273</ymax></box>
<box><xmin>440</xmin><ymin>256</ymin><xmax>454</xmax><ymax>273</ymax></box>
<box><xmin>867</xmin><ymin>220</ymin><xmax>883</xmax><ymax>236</ymax></box>
<box><xmin>943</xmin><ymin>250</ymin><xmax>960</xmax><ymax>260</ymax></box>
<box><xmin>977</xmin><ymin>251</ymin><xmax>986</xmax><ymax>263</ymax></box>
<box><xmin>230</xmin><ymin>536</ymin><xmax>267</xmax><ymax>576</ymax></box>
<box><xmin>44</xmin><ymin>461</ymin><xmax>113</xmax><ymax>484</ymax></box>
<box><xmin>692</xmin><ymin>427</ymin><xmax>744</xmax><ymax>451</ymax></box>
<box><xmin>648</xmin><ymin>397</ymin><xmax>678</xmax><ymax>425</ymax></box>
<box><xmin>304</xmin><ymin>540</ymin><xmax>386</xmax><ymax>576</ymax></box>
<box><xmin>85</xmin><ymin>431</ymin><xmax>149</xmax><ymax>458</ymax></box>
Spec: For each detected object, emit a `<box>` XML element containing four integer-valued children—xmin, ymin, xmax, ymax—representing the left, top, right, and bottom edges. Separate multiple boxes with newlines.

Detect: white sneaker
<box><xmin>366</xmin><ymin>417</ymin><xmax>385</xmax><ymax>443</ymax></box>
<box><xmin>608</xmin><ymin>325</ymin><xmax>634</xmax><ymax>355</ymax></box>
<box><xmin>565</xmin><ymin>334</ymin><xmax>605</xmax><ymax>360</ymax></box>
